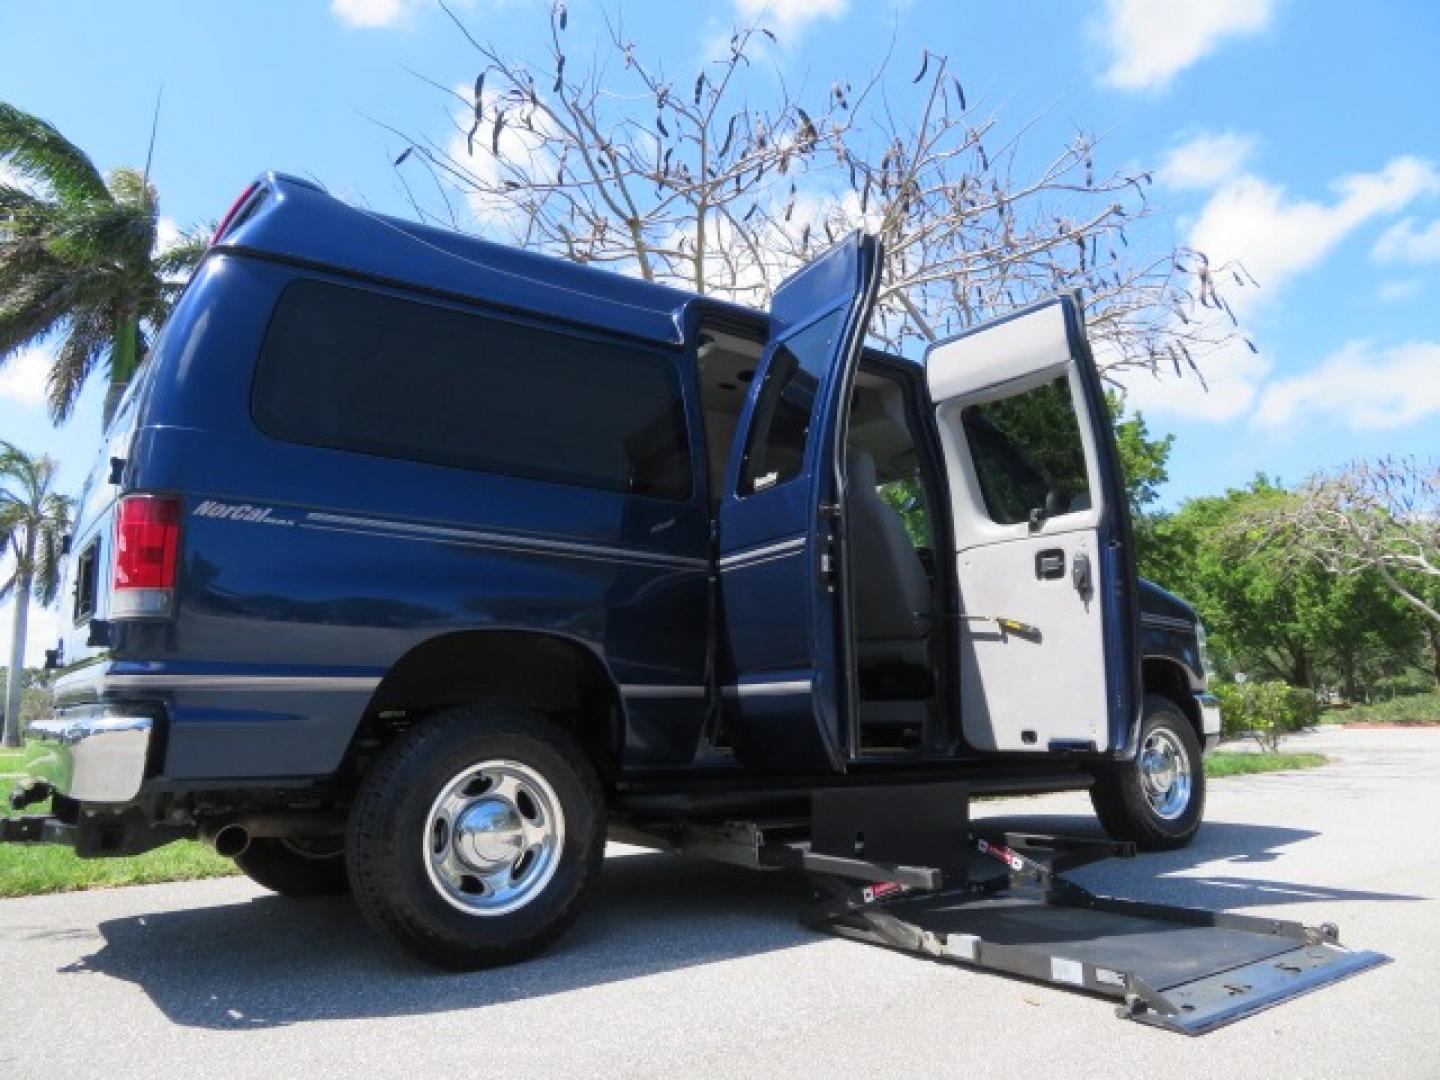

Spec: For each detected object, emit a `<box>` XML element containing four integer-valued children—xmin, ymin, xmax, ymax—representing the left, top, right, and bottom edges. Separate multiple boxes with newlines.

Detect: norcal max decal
<box><xmin>192</xmin><ymin>500</ymin><xmax>297</xmax><ymax>526</ymax></box>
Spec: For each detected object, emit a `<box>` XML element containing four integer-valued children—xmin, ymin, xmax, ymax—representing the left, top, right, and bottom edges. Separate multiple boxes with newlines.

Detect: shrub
<box><xmin>1343</xmin><ymin>691</ymin><xmax>1440</xmax><ymax>726</ymax></box>
<box><xmin>1213</xmin><ymin>680</ymin><xmax>1317</xmax><ymax>751</ymax></box>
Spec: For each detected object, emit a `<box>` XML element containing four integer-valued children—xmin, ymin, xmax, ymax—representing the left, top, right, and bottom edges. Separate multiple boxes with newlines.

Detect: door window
<box><xmin>738</xmin><ymin>310</ymin><xmax>843</xmax><ymax>496</ymax></box>
<box><xmin>961</xmin><ymin>376</ymin><xmax>1092</xmax><ymax>525</ymax></box>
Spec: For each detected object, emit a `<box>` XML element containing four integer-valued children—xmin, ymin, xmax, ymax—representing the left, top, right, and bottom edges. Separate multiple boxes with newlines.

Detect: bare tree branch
<box><xmin>399</xmin><ymin>2</ymin><xmax>1244</xmax><ymax>375</ymax></box>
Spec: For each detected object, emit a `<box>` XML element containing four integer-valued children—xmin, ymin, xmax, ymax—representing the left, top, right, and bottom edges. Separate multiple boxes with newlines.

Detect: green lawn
<box><xmin>0</xmin><ymin>746</ymin><xmax>238</xmax><ymax>899</ymax></box>
<box><xmin>1204</xmin><ymin>751</ymin><xmax>1328</xmax><ymax>777</ymax></box>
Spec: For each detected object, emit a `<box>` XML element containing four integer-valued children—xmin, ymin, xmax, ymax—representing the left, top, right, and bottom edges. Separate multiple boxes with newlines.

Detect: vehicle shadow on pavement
<box><xmin>57</xmin><ymin>850</ymin><xmax>817</xmax><ymax>1030</ymax></box>
<box><xmin>974</xmin><ymin>812</ymin><xmax>1428</xmax><ymax>910</ymax></box>
<box><xmin>57</xmin><ymin>819</ymin><xmax>1423</xmax><ymax>1031</ymax></box>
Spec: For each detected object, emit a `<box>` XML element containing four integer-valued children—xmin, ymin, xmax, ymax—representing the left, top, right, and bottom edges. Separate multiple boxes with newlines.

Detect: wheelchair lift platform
<box><xmin>623</xmin><ymin>781</ymin><xmax>1386</xmax><ymax>1036</ymax></box>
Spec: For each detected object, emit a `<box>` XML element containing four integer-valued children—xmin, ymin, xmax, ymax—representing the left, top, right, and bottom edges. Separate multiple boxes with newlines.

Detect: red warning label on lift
<box><xmin>976</xmin><ymin>838</ymin><xmax>1025</xmax><ymax>872</ymax></box>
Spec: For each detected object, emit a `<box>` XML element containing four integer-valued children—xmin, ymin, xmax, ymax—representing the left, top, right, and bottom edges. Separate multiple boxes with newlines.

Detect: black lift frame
<box><xmin>619</xmin><ymin>781</ymin><xmax>1386</xmax><ymax>1035</ymax></box>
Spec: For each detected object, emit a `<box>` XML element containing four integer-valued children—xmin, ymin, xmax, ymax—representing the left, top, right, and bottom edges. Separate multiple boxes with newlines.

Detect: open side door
<box><xmin>716</xmin><ymin>233</ymin><xmax>882</xmax><ymax>771</ymax></box>
<box><xmin>926</xmin><ymin>297</ymin><xmax>1139</xmax><ymax>755</ymax></box>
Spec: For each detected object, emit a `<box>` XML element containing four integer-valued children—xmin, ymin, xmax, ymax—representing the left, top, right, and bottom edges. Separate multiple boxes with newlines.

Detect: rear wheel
<box><xmin>346</xmin><ymin>706</ymin><xmax>604</xmax><ymax>970</ymax></box>
<box><xmin>233</xmin><ymin>837</ymin><xmax>350</xmax><ymax>897</ymax></box>
<box><xmin>1090</xmin><ymin>694</ymin><xmax>1205</xmax><ymax>851</ymax></box>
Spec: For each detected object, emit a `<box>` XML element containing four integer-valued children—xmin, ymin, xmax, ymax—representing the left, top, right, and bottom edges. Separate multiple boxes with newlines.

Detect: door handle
<box><xmin>1035</xmin><ymin>549</ymin><xmax>1065</xmax><ymax>580</ymax></box>
<box><xmin>1072</xmin><ymin>551</ymin><xmax>1092</xmax><ymax>597</ymax></box>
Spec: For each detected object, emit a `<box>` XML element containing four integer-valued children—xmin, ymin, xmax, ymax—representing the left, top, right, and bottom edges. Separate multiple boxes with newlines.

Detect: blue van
<box><xmin>12</xmin><ymin>173</ymin><xmax>1219</xmax><ymax>969</ymax></box>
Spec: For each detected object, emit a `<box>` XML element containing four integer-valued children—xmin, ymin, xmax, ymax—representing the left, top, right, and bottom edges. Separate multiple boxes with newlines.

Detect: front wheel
<box><xmin>1090</xmin><ymin>694</ymin><xmax>1205</xmax><ymax>851</ymax></box>
<box><xmin>346</xmin><ymin>706</ymin><xmax>605</xmax><ymax>970</ymax></box>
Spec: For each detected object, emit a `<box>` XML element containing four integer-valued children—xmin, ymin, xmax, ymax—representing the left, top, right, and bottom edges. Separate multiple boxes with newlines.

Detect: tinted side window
<box><xmin>739</xmin><ymin>310</ymin><xmax>842</xmax><ymax>495</ymax></box>
<box><xmin>73</xmin><ymin>540</ymin><xmax>99</xmax><ymax>623</ymax></box>
<box><xmin>961</xmin><ymin>376</ymin><xmax>1092</xmax><ymax>525</ymax></box>
<box><xmin>252</xmin><ymin>281</ymin><xmax>691</xmax><ymax>499</ymax></box>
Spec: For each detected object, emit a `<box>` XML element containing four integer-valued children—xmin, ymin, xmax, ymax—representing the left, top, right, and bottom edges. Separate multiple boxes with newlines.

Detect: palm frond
<box><xmin>0</xmin><ymin>182</ymin><xmax>49</xmax><ymax>226</ymax></box>
<box><xmin>153</xmin><ymin>227</ymin><xmax>210</xmax><ymax>279</ymax></box>
<box><xmin>0</xmin><ymin>438</ymin><xmax>43</xmax><ymax>499</ymax></box>
<box><xmin>0</xmin><ymin>271</ymin><xmax>88</xmax><ymax>360</ymax></box>
<box><xmin>32</xmin><ymin>492</ymin><xmax>73</xmax><ymax>604</ymax></box>
<box><xmin>45</xmin><ymin>196</ymin><xmax>155</xmax><ymax>267</ymax></box>
<box><xmin>47</xmin><ymin>305</ymin><xmax>111</xmax><ymax>421</ymax></box>
<box><xmin>107</xmin><ymin>166</ymin><xmax>158</xmax><ymax>211</ymax></box>
<box><xmin>0</xmin><ymin>103</ymin><xmax>109</xmax><ymax>205</ymax></box>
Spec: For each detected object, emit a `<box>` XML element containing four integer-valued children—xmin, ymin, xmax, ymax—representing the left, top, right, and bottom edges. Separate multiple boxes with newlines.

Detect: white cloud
<box><xmin>1098</xmin><ymin>0</ymin><xmax>1277</xmax><ymax>91</ymax></box>
<box><xmin>733</xmin><ymin>0</ymin><xmax>848</xmax><ymax>34</ymax></box>
<box><xmin>1121</xmin><ymin>155</ymin><xmax>1438</xmax><ymax>423</ymax></box>
<box><xmin>0</xmin><ymin>344</ymin><xmax>50</xmax><ymax>407</ymax></box>
<box><xmin>1188</xmin><ymin>156</ymin><xmax>1439</xmax><ymax>319</ymax></box>
<box><xmin>0</xmin><ymin>159</ymin><xmax>35</xmax><ymax>194</ymax></box>
<box><xmin>1373</xmin><ymin>216</ymin><xmax>1440</xmax><ymax>265</ymax></box>
<box><xmin>1116</xmin><ymin>333</ymin><xmax>1270</xmax><ymax>424</ymax></box>
<box><xmin>154</xmin><ymin>216</ymin><xmax>184</xmax><ymax>255</ymax></box>
<box><xmin>1253</xmin><ymin>339</ymin><xmax>1440</xmax><ymax>431</ymax></box>
<box><xmin>1157</xmin><ymin>131</ymin><xmax>1257</xmax><ymax>191</ymax></box>
<box><xmin>1377</xmin><ymin>278</ymin><xmax>1423</xmax><ymax>302</ymax></box>
<box><xmin>442</xmin><ymin>86</ymin><xmax>560</xmax><ymax>238</ymax></box>
<box><xmin>330</xmin><ymin>0</ymin><xmax>419</xmax><ymax>29</ymax></box>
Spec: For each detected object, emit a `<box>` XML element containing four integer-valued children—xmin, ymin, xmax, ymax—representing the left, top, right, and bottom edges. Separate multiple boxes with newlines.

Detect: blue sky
<box><xmin>2</xmin><ymin>0</ymin><xmax>1438</xmax><ymax>660</ymax></box>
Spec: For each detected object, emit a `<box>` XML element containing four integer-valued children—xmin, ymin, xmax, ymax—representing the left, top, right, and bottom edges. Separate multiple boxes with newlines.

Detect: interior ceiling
<box><xmin>698</xmin><ymin>331</ymin><xmax>916</xmax><ymax>485</ymax></box>
<box><xmin>697</xmin><ymin>332</ymin><xmax>762</xmax><ymax>416</ymax></box>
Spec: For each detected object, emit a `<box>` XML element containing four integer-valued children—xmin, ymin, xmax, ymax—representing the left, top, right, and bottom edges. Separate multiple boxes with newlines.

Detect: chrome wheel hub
<box><xmin>1139</xmin><ymin>727</ymin><xmax>1192</xmax><ymax>822</ymax></box>
<box><xmin>424</xmin><ymin>760</ymin><xmax>565</xmax><ymax>916</ymax></box>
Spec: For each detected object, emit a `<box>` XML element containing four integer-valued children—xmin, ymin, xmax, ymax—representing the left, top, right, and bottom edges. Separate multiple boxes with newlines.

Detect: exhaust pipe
<box><xmin>199</xmin><ymin>811</ymin><xmax>344</xmax><ymax>859</ymax></box>
<box><xmin>209</xmin><ymin>822</ymin><xmax>250</xmax><ymax>859</ymax></box>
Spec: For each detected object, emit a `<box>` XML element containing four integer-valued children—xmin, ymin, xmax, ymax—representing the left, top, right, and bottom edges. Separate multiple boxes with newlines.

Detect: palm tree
<box><xmin>0</xmin><ymin>102</ymin><xmax>209</xmax><ymax>425</ymax></box>
<box><xmin>1</xmin><ymin>441</ymin><xmax>72</xmax><ymax>748</ymax></box>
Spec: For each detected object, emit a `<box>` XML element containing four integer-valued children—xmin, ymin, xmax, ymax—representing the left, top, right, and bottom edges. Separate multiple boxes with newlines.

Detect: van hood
<box><xmin>1137</xmin><ymin>577</ymin><xmax>1198</xmax><ymax>627</ymax></box>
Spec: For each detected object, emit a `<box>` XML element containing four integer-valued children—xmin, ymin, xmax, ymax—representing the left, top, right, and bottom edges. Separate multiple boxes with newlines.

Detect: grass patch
<box><xmin>1205</xmin><ymin>751</ymin><xmax>1328</xmax><ymax>777</ymax></box>
<box><xmin>0</xmin><ymin>788</ymin><xmax>238</xmax><ymax>899</ymax></box>
<box><xmin>1330</xmin><ymin>691</ymin><xmax>1440</xmax><ymax>727</ymax></box>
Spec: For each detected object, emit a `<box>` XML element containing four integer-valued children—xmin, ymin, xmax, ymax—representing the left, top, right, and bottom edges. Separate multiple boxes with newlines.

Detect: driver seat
<box><xmin>845</xmin><ymin>448</ymin><xmax>932</xmax><ymax>671</ymax></box>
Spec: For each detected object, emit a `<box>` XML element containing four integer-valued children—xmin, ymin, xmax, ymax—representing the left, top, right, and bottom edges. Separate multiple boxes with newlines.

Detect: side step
<box><xmin>633</xmin><ymin>780</ymin><xmax>1387</xmax><ymax>1035</ymax></box>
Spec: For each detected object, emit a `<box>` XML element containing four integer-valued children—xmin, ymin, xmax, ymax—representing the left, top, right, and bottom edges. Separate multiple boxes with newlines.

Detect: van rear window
<box><xmin>251</xmin><ymin>280</ymin><xmax>692</xmax><ymax>500</ymax></box>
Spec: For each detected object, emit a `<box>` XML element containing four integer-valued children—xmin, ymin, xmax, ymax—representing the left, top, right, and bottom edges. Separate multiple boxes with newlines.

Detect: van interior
<box><xmin>697</xmin><ymin>326</ymin><xmax>945</xmax><ymax>759</ymax></box>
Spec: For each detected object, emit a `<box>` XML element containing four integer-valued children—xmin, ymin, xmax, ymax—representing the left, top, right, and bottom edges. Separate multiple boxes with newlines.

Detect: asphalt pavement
<box><xmin>1</xmin><ymin>726</ymin><xmax>1436</xmax><ymax>1079</ymax></box>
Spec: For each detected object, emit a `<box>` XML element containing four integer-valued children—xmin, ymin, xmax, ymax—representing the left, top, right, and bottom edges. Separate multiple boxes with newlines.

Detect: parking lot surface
<box><xmin>2</xmin><ymin>727</ymin><xmax>1436</xmax><ymax>1079</ymax></box>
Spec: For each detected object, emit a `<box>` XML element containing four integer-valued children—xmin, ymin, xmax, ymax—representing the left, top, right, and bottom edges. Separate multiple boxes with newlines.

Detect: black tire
<box><xmin>233</xmin><ymin>837</ymin><xmax>350</xmax><ymax>897</ymax></box>
<box><xmin>1090</xmin><ymin>694</ymin><xmax>1205</xmax><ymax>851</ymax></box>
<box><xmin>346</xmin><ymin>706</ymin><xmax>605</xmax><ymax>971</ymax></box>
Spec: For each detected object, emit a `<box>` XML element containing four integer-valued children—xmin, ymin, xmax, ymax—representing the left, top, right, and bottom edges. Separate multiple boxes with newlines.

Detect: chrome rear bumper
<box><xmin>23</xmin><ymin>710</ymin><xmax>154</xmax><ymax>804</ymax></box>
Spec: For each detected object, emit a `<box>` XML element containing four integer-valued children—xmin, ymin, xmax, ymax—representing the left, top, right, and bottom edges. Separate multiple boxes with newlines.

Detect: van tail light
<box><xmin>112</xmin><ymin>495</ymin><xmax>181</xmax><ymax>618</ymax></box>
<box><xmin>212</xmin><ymin>181</ymin><xmax>260</xmax><ymax>245</ymax></box>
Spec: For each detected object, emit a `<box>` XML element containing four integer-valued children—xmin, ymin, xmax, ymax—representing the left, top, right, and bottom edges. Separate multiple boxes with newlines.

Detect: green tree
<box><xmin>1</xmin><ymin>442</ymin><xmax>72</xmax><ymax>748</ymax></box>
<box><xmin>1109</xmin><ymin>394</ymin><xmax>1174</xmax><ymax>565</ymax></box>
<box><xmin>1142</xmin><ymin>478</ymin><xmax>1318</xmax><ymax>685</ymax></box>
<box><xmin>1109</xmin><ymin>395</ymin><xmax>1174</xmax><ymax>519</ymax></box>
<box><xmin>1144</xmin><ymin>476</ymin><xmax>1427</xmax><ymax>700</ymax></box>
<box><xmin>0</xmin><ymin>102</ymin><xmax>208</xmax><ymax>424</ymax></box>
<box><xmin>0</xmin><ymin>667</ymin><xmax>54</xmax><ymax>730</ymax></box>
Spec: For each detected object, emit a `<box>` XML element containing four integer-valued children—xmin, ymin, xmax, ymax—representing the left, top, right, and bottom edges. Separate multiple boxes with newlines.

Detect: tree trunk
<box><xmin>103</xmin><ymin>315</ymin><xmax>140</xmax><ymax>429</ymax></box>
<box><xmin>1280</xmin><ymin>641</ymin><xmax>1311</xmax><ymax>689</ymax></box>
<box><xmin>1336</xmin><ymin>645</ymin><xmax>1358</xmax><ymax>704</ymax></box>
<box><xmin>2</xmin><ymin>568</ymin><xmax>32</xmax><ymax>749</ymax></box>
